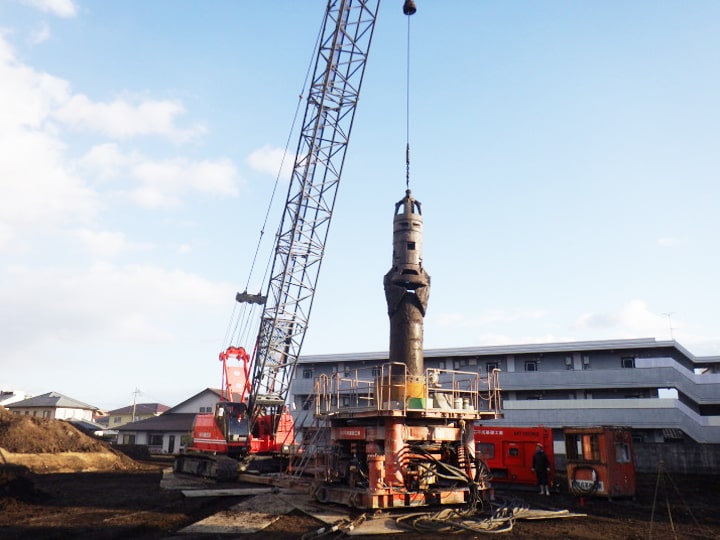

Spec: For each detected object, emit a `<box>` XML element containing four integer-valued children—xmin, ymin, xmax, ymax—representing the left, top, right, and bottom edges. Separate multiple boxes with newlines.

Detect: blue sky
<box><xmin>1</xmin><ymin>0</ymin><xmax>718</xmax><ymax>411</ymax></box>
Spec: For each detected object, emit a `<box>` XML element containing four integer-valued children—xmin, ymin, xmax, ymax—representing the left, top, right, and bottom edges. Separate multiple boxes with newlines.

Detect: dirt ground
<box><xmin>1</xmin><ymin>408</ymin><xmax>719</xmax><ymax>539</ymax></box>
<box><xmin>2</xmin><ymin>466</ymin><xmax>719</xmax><ymax>539</ymax></box>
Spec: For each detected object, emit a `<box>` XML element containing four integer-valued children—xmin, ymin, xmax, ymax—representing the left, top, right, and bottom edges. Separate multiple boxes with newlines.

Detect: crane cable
<box><xmin>222</xmin><ymin>11</ymin><xmax>328</xmax><ymax>350</ymax></box>
<box><xmin>404</xmin><ymin>1</ymin><xmax>415</xmax><ymax>190</ymax></box>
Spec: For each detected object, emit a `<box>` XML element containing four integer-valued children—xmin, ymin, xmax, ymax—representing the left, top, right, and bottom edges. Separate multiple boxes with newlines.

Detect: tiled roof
<box><xmin>6</xmin><ymin>391</ymin><xmax>97</xmax><ymax>411</ymax></box>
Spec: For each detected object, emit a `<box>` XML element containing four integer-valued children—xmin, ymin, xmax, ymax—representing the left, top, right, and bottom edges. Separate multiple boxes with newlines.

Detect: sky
<box><xmin>1</xmin><ymin>0</ymin><xmax>718</xmax><ymax>412</ymax></box>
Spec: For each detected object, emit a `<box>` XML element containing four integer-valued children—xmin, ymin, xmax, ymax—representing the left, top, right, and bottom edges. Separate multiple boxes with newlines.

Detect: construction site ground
<box><xmin>1</xmin><ymin>409</ymin><xmax>719</xmax><ymax>539</ymax></box>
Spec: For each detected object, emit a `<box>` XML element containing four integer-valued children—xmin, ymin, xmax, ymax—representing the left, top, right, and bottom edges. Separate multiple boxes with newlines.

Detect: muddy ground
<box><xmin>1</xmin><ymin>465</ymin><xmax>719</xmax><ymax>540</ymax></box>
<box><xmin>1</xmin><ymin>409</ymin><xmax>718</xmax><ymax>539</ymax></box>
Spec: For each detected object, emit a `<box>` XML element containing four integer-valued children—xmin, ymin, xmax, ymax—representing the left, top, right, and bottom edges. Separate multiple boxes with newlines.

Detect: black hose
<box><xmin>570</xmin><ymin>465</ymin><xmax>599</xmax><ymax>495</ymax></box>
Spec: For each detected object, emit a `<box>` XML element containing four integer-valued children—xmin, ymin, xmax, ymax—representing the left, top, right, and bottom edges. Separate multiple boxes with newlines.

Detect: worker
<box><xmin>532</xmin><ymin>442</ymin><xmax>551</xmax><ymax>495</ymax></box>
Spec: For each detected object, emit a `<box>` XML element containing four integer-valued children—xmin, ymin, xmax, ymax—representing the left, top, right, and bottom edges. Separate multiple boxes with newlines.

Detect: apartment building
<box><xmin>291</xmin><ymin>338</ymin><xmax>720</xmax><ymax>472</ymax></box>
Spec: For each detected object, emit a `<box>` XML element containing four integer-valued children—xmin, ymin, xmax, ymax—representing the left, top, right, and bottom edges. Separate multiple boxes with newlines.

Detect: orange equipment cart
<box><xmin>564</xmin><ymin>426</ymin><xmax>636</xmax><ymax>499</ymax></box>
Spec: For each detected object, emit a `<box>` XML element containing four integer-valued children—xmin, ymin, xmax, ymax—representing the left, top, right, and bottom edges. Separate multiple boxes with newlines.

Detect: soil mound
<box><xmin>0</xmin><ymin>406</ymin><xmax>149</xmax><ymax>473</ymax></box>
<box><xmin>0</xmin><ymin>406</ymin><xmax>106</xmax><ymax>453</ymax></box>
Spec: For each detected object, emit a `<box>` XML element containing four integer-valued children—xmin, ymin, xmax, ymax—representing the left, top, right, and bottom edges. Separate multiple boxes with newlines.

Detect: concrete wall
<box><xmin>552</xmin><ymin>441</ymin><xmax>720</xmax><ymax>475</ymax></box>
<box><xmin>632</xmin><ymin>442</ymin><xmax>720</xmax><ymax>475</ymax></box>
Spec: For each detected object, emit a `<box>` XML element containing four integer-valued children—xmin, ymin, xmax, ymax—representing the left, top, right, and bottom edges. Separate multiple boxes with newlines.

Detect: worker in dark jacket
<box><xmin>532</xmin><ymin>443</ymin><xmax>551</xmax><ymax>495</ymax></box>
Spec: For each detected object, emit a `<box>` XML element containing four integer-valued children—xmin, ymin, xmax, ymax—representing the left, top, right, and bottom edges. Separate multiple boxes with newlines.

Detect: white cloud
<box><xmin>54</xmin><ymin>94</ymin><xmax>207</xmax><ymax>142</ymax></box>
<box><xmin>0</xmin><ymin>40</ymin><xmax>70</xmax><ymax>130</ymax></box>
<box><xmin>575</xmin><ymin>299</ymin><xmax>672</xmax><ymax>339</ymax></box>
<box><xmin>656</xmin><ymin>236</ymin><xmax>678</xmax><ymax>247</ymax></box>
<box><xmin>21</xmin><ymin>0</ymin><xmax>77</xmax><ymax>18</ymax></box>
<box><xmin>247</xmin><ymin>144</ymin><xmax>293</xmax><ymax>180</ymax></box>
<box><xmin>433</xmin><ymin>308</ymin><xmax>546</xmax><ymax>328</ymax></box>
<box><xmin>72</xmin><ymin>229</ymin><xmax>154</xmax><ymax>259</ymax></box>
<box><xmin>0</xmin><ymin>262</ymin><xmax>229</xmax><ymax>356</ymax></box>
<box><xmin>0</xmin><ymin>129</ymin><xmax>99</xmax><ymax>241</ymax></box>
<box><xmin>129</xmin><ymin>157</ymin><xmax>240</xmax><ymax>208</ymax></box>
<box><xmin>29</xmin><ymin>22</ymin><xmax>51</xmax><ymax>44</ymax></box>
<box><xmin>76</xmin><ymin>143</ymin><xmax>131</xmax><ymax>179</ymax></box>
<box><xmin>0</xmin><ymin>30</ymin><xmax>240</xmax><ymax>252</ymax></box>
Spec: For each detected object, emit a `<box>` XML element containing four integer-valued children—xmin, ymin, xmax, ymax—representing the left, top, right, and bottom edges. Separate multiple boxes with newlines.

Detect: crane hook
<box><xmin>403</xmin><ymin>0</ymin><xmax>417</xmax><ymax>16</ymax></box>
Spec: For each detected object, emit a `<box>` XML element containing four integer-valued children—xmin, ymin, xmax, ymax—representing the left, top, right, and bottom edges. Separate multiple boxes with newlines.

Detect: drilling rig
<box><xmin>306</xmin><ymin>191</ymin><xmax>502</xmax><ymax>509</ymax></box>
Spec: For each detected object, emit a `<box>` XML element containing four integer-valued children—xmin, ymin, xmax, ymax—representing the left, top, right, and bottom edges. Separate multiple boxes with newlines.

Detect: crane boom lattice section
<box><xmin>250</xmin><ymin>0</ymin><xmax>380</xmax><ymax>422</ymax></box>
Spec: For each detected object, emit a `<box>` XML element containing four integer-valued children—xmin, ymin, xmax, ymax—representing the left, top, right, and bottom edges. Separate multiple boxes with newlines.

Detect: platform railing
<box><xmin>314</xmin><ymin>363</ymin><xmax>502</xmax><ymax>418</ymax></box>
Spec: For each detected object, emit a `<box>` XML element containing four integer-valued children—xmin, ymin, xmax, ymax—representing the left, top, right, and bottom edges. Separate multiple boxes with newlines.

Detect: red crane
<box><xmin>174</xmin><ymin>0</ymin><xmax>391</xmax><ymax>480</ymax></box>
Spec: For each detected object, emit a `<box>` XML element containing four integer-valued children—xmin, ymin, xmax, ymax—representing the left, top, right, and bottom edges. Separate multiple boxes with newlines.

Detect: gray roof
<box><xmin>106</xmin><ymin>403</ymin><xmax>170</xmax><ymax>416</ymax></box>
<box><xmin>6</xmin><ymin>391</ymin><xmax>97</xmax><ymax>411</ymax></box>
<box><xmin>66</xmin><ymin>418</ymin><xmax>117</xmax><ymax>435</ymax></box>
<box><xmin>299</xmin><ymin>338</ymin><xmax>720</xmax><ymax>368</ymax></box>
<box><xmin>116</xmin><ymin>412</ymin><xmax>197</xmax><ymax>432</ymax></box>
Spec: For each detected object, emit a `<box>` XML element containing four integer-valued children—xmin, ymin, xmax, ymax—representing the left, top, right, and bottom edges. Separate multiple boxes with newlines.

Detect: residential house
<box><xmin>0</xmin><ymin>390</ymin><xmax>28</xmax><ymax>407</ymax></box>
<box><xmin>116</xmin><ymin>388</ymin><xmax>222</xmax><ymax>454</ymax></box>
<box><xmin>6</xmin><ymin>391</ymin><xmax>97</xmax><ymax>422</ymax></box>
<box><xmin>104</xmin><ymin>402</ymin><xmax>170</xmax><ymax>429</ymax></box>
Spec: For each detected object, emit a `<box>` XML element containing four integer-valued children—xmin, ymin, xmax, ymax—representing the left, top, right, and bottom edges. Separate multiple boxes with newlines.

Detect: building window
<box><xmin>621</xmin><ymin>357</ymin><xmax>636</xmax><ymax>369</ymax></box>
<box><xmin>525</xmin><ymin>360</ymin><xmax>538</xmax><ymax>372</ymax></box>
<box><xmin>149</xmin><ymin>434</ymin><xmax>163</xmax><ymax>446</ymax></box>
<box><xmin>615</xmin><ymin>443</ymin><xmax>631</xmax><ymax>463</ymax></box>
<box><xmin>566</xmin><ymin>433</ymin><xmax>601</xmax><ymax>462</ymax></box>
<box><xmin>302</xmin><ymin>396</ymin><xmax>314</xmax><ymax>411</ymax></box>
<box><xmin>113</xmin><ymin>416</ymin><xmax>122</xmax><ymax>425</ymax></box>
<box><xmin>303</xmin><ymin>368</ymin><xmax>313</xmax><ymax>379</ymax></box>
<box><xmin>199</xmin><ymin>406</ymin><xmax>212</xmax><ymax>413</ymax></box>
<box><xmin>477</xmin><ymin>443</ymin><xmax>495</xmax><ymax>460</ymax></box>
<box><xmin>454</xmin><ymin>358</ymin><xmax>467</xmax><ymax>369</ymax></box>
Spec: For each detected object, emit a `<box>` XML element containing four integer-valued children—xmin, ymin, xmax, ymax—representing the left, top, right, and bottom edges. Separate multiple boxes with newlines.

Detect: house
<box><xmin>0</xmin><ymin>390</ymin><xmax>28</xmax><ymax>407</ymax></box>
<box><xmin>6</xmin><ymin>391</ymin><xmax>97</xmax><ymax>422</ymax></box>
<box><xmin>116</xmin><ymin>388</ymin><xmax>222</xmax><ymax>454</ymax></box>
<box><xmin>103</xmin><ymin>402</ymin><xmax>170</xmax><ymax>428</ymax></box>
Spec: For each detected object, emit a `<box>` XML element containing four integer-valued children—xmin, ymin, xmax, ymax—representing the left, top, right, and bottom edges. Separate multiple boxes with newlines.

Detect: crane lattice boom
<box><xmin>249</xmin><ymin>0</ymin><xmax>380</xmax><ymax>424</ymax></box>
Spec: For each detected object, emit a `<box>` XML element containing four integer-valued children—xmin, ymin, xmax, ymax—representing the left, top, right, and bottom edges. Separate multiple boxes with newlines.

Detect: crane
<box><xmin>174</xmin><ymin>0</ymin><xmax>416</xmax><ymax>481</ymax></box>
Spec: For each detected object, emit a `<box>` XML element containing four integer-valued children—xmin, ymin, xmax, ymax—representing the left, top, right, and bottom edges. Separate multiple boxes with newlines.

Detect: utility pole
<box><xmin>131</xmin><ymin>388</ymin><xmax>141</xmax><ymax>422</ymax></box>
<box><xmin>662</xmin><ymin>312</ymin><xmax>675</xmax><ymax>340</ymax></box>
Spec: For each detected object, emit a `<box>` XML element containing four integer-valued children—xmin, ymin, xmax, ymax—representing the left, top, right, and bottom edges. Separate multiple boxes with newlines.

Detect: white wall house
<box><xmin>116</xmin><ymin>388</ymin><xmax>223</xmax><ymax>454</ymax></box>
<box><xmin>0</xmin><ymin>390</ymin><xmax>29</xmax><ymax>407</ymax></box>
<box><xmin>6</xmin><ymin>391</ymin><xmax>97</xmax><ymax>422</ymax></box>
